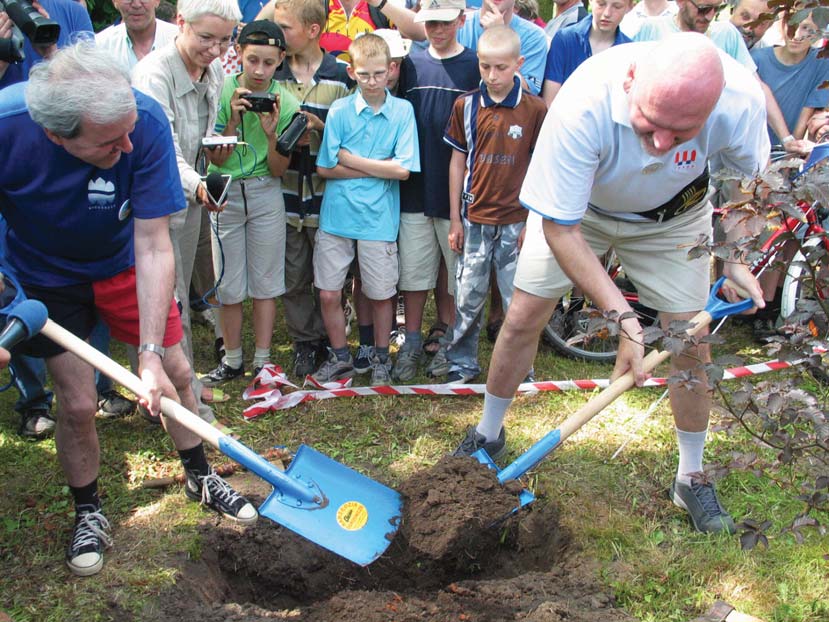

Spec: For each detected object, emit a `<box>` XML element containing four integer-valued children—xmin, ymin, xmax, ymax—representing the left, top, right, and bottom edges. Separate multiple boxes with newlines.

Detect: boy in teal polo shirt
<box><xmin>313</xmin><ymin>33</ymin><xmax>420</xmax><ymax>386</ymax></box>
<box><xmin>202</xmin><ymin>20</ymin><xmax>301</xmax><ymax>385</ymax></box>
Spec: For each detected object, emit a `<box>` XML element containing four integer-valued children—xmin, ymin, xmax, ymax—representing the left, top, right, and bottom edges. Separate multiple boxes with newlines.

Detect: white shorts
<box><xmin>397</xmin><ymin>212</ymin><xmax>456</xmax><ymax>295</ymax></box>
<box><xmin>514</xmin><ymin>204</ymin><xmax>713</xmax><ymax>313</ymax></box>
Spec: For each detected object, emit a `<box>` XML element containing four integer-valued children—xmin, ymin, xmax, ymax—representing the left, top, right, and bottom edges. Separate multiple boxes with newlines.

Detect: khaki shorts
<box><xmin>397</xmin><ymin>212</ymin><xmax>456</xmax><ymax>295</ymax></box>
<box><xmin>313</xmin><ymin>230</ymin><xmax>399</xmax><ymax>300</ymax></box>
<box><xmin>515</xmin><ymin>203</ymin><xmax>713</xmax><ymax>313</ymax></box>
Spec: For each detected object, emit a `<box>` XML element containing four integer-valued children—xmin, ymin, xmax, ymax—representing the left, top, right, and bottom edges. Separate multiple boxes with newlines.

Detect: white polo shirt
<box><xmin>96</xmin><ymin>20</ymin><xmax>179</xmax><ymax>73</ymax></box>
<box><xmin>519</xmin><ymin>40</ymin><xmax>769</xmax><ymax>225</ymax></box>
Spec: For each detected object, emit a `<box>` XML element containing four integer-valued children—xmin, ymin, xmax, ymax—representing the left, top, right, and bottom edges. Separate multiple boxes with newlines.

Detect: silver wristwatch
<box><xmin>137</xmin><ymin>343</ymin><xmax>166</xmax><ymax>359</ymax></box>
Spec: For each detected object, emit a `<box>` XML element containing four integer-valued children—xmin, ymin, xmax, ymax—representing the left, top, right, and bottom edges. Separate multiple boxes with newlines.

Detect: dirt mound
<box><xmin>142</xmin><ymin>457</ymin><xmax>631</xmax><ymax>622</ymax></box>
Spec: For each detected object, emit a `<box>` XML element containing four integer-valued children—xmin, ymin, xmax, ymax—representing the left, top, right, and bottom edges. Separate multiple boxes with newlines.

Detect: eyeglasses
<box><xmin>687</xmin><ymin>0</ymin><xmax>724</xmax><ymax>16</ymax></box>
<box><xmin>187</xmin><ymin>24</ymin><xmax>233</xmax><ymax>51</ymax></box>
<box><xmin>354</xmin><ymin>69</ymin><xmax>388</xmax><ymax>83</ymax></box>
<box><xmin>795</xmin><ymin>22</ymin><xmax>822</xmax><ymax>40</ymax></box>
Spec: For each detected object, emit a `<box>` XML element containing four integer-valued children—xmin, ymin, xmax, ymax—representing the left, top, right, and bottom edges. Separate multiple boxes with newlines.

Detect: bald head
<box><xmin>626</xmin><ymin>34</ymin><xmax>724</xmax><ymax>155</ymax></box>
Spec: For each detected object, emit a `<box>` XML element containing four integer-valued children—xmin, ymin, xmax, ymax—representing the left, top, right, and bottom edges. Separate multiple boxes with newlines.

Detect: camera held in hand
<box><xmin>0</xmin><ymin>0</ymin><xmax>60</xmax><ymax>63</ymax></box>
<box><xmin>242</xmin><ymin>91</ymin><xmax>277</xmax><ymax>114</ymax></box>
<box><xmin>276</xmin><ymin>112</ymin><xmax>308</xmax><ymax>157</ymax></box>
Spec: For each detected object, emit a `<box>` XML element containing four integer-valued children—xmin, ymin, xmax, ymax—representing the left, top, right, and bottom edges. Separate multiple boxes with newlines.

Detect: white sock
<box><xmin>476</xmin><ymin>391</ymin><xmax>513</xmax><ymax>441</ymax></box>
<box><xmin>223</xmin><ymin>347</ymin><xmax>243</xmax><ymax>369</ymax></box>
<box><xmin>253</xmin><ymin>347</ymin><xmax>271</xmax><ymax>368</ymax></box>
<box><xmin>213</xmin><ymin>307</ymin><xmax>223</xmax><ymax>339</ymax></box>
<box><xmin>675</xmin><ymin>427</ymin><xmax>707</xmax><ymax>484</ymax></box>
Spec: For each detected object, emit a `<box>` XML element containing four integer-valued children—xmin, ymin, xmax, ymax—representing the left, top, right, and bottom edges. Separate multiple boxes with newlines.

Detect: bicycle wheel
<box><xmin>542</xmin><ymin>275</ymin><xmax>658</xmax><ymax>362</ymax></box>
<box><xmin>780</xmin><ymin>237</ymin><xmax>829</xmax><ymax>326</ymax></box>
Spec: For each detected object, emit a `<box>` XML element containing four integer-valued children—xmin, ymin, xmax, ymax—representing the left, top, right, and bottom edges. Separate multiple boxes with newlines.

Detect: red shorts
<box><xmin>18</xmin><ymin>267</ymin><xmax>182</xmax><ymax>359</ymax></box>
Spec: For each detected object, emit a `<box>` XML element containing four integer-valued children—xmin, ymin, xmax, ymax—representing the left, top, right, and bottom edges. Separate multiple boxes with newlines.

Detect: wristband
<box><xmin>782</xmin><ymin>135</ymin><xmax>795</xmax><ymax>144</ymax></box>
<box><xmin>138</xmin><ymin>343</ymin><xmax>166</xmax><ymax>359</ymax></box>
<box><xmin>377</xmin><ymin>0</ymin><xmax>387</xmax><ymax>9</ymax></box>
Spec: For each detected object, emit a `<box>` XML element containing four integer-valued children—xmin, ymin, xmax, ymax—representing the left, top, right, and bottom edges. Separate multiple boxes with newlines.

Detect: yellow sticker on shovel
<box><xmin>336</xmin><ymin>501</ymin><xmax>368</xmax><ymax>531</ymax></box>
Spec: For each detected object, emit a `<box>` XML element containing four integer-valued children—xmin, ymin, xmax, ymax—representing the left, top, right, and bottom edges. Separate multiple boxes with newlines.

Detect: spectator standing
<box><xmin>201</xmin><ymin>20</ymin><xmax>300</xmax><ymax>385</ymax></box>
<box><xmin>272</xmin><ymin>0</ymin><xmax>354</xmax><ymax>378</ymax></box>
<box><xmin>133</xmin><ymin>0</ymin><xmax>242</xmax><ymax>413</ymax></box>
<box><xmin>728</xmin><ymin>0</ymin><xmax>773</xmax><ymax>50</ymax></box>
<box><xmin>312</xmin><ymin>34</ymin><xmax>419</xmax><ymax>385</ymax></box>
<box><xmin>545</xmin><ymin>0</ymin><xmax>586</xmax><ymax>39</ymax></box>
<box><xmin>393</xmin><ymin>0</ymin><xmax>479</xmax><ymax>382</ymax></box>
<box><xmin>620</xmin><ymin>0</ymin><xmax>676</xmax><ymax>38</ymax></box>
<box><xmin>96</xmin><ymin>0</ymin><xmax>179</xmax><ymax>71</ymax></box>
<box><xmin>440</xmin><ymin>25</ymin><xmax>546</xmax><ymax>384</ymax></box>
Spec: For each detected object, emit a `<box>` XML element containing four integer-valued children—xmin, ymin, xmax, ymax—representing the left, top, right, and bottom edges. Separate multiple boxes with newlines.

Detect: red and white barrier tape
<box><xmin>240</xmin><ymin>356</ymin><xmax>817</xmax><ymax>419</ymax></box>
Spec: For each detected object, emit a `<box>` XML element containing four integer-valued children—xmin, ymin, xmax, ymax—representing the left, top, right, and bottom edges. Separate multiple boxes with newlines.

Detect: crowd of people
<box><xmin>0</xmin><ymin>0</ymin><xmax>827</xmax><ymax>579</ymax></box>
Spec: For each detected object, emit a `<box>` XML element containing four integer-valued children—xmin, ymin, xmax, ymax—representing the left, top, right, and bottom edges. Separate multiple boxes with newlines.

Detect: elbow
<box><xmin>317</xmin><ymin>165</ymin><xmax>332</xmax><ymax>179</ymax></box>
<box><xmin>398</xmin><ymin>169</ymin><xmax>410</xmax><ymax>181</ymax></box>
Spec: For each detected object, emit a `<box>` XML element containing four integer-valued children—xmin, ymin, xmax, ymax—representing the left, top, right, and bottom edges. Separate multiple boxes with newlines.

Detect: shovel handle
<box><xmin>498</xmin><ymin>277</ymin><xmax>753</xmax><ymax>483</ymax></box>
<box><xmin>39</xmin><ymin>318</ymin><xmax>320</xmax><ymax>505</ymax></box>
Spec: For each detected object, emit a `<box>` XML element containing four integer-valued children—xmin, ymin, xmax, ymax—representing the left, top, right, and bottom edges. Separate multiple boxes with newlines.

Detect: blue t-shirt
<box><xmin>544</xmin><ymin>14</ymin><xmax>631</xmax><ymax>84</ymax></box>
<box><xmin>0</xmin><ymin>0</ymin><xmax>94</xmax><ymax>90</ymax></box>
<box><xmin>752</xmin><ymin>47</ymin><xmax>829</xmax><ymax>145</ymax></box>
<box><xmin>0</xmin><ymin>84</ymin><xmax>185</xmax><ymax>287</ymax></box>
<box><xmin>399</xmin><ymin>46</ymin><xmax>479</xmax><ymax>218</ymax></box>
<box><xmin>456</xmin><ymin>12</ymin><xmax>548</xmax><ymax>95</ymax></box>
<box><xmin>317</xmin><ymin>90</ymin><xmax>420</xmax><ymax>241</ymax></box>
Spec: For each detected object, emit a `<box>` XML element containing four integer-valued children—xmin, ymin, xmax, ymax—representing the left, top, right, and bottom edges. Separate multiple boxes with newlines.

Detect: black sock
<box><xmin>375</xmin><ymin>346</ymin><xmax>390</xmax><ymax>361</ymax></box>
<box><xmin>333</xmin><ymin>346</ymin><xmax>351</xmax><ymax>361</ymax></box>
<box><xmin>179</xmin><ymin>444</ymin><xmax>210</xmax><ymax>477</ymax></box>
<box><xmin>70</xmin><ymin>479</ymin><xmax>100</xmax><ymax>512</ymax></box>
<box><xmin>358</xmin><ymin>324</ymin><xmax>374</xmax><ymax>345</ymax></box>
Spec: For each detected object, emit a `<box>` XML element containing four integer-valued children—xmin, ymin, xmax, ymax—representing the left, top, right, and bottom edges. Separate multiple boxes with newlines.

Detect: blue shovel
<box><xmin>472</xmin><ymin>277</ymin><xmax>755</xmax><ymax>509</ymax></box>
<box><xmin>39</xmin><ymin>316</ymin><xmax>402</xmax><ymax>566</ymax></box>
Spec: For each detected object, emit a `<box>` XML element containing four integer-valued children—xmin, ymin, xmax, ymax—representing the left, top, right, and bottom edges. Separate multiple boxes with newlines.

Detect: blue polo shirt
<box><xmin>457</xmin><ymin>12</ymin><xmax>548</xmax><ymax>96</ymax></box>
<box><xmin>544</xmin><ymin>14</ymin><xmax>632</xmax><ymax>85</ymax></box>
<box><xmin>0</xmin><ymin>83</ymin><xmax>185</xmax><ymax>287</ymax></box>
<box><xmin>317</xmin><ymin>89</ymin><xmax>420</xmax><ymax>242</ymax></box>
<box><xmin>0</xmin><ymin>0</ymin><xmax>94</xmax><ymax>90</ymax></box>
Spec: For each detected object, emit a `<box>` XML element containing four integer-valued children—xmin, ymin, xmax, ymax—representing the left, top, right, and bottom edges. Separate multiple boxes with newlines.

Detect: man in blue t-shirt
<box><xmin>0</xmin><ymin>43</ymin><xmax>257</xmax><ymax>578</ymax></box>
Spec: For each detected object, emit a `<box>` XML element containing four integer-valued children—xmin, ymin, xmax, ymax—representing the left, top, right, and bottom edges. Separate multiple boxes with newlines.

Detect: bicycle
<box><xmin>543</xmin><ymin>143</ymin><xmax>829</xmax><ymax>361</ymax></box>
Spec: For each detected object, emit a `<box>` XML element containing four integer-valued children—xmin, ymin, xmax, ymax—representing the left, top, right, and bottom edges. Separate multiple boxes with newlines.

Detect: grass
<box><xmin>0</xmin><ymin>301</ymin><xmax>827</xmax><ymax>621</ymax></box>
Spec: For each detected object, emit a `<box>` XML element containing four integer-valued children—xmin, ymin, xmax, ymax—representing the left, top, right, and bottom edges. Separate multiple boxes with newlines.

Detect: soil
<box><xmin>142</xmin><ymin>457</ymin><xmax>633</xmax><ymax>622</ymax></box>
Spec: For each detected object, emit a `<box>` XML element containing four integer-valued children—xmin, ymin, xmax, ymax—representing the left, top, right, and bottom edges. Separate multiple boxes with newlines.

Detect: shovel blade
<box><xmin>259</xmin><ymin>444</ymin><xmax>402</xmax><ymax>566</ymax></box>
<box><xmin>471</xmin><ymin>448</ymin><xmax>536</xmax><ymax>510</ymax></box>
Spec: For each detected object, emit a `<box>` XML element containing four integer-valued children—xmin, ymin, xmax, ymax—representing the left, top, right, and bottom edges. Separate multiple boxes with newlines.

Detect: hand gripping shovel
<box><xmin>39</xmin><ymin>318</ymin><xmax>402</xmax><ymax>566</ymax></box>
<box><xmin>473</xmin><ymin>277</ymin><xmax>755</xmax><ymax>509</ymax></box>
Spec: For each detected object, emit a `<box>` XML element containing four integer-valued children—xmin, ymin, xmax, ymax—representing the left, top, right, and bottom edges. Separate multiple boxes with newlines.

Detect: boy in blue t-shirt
<box><xmin>312</xmin><ymin>33</ymin><xmax>420</xmax><ymax>386</ymax></box>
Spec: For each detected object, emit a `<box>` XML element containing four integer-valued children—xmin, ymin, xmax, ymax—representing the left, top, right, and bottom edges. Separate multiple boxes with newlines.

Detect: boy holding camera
<box><xmin>272</xmin><ymin>0</ymin><xmax>354</xmax><ymax>378</ymax></box>
<box><xmin>312</xmin><ymin>33</ymin><xmax>419</xmax><ymax>386</ymax></box>
<box><xmin>201</xmin><ymin>20</ymin><xmax>301</xmax><ymax>385</ymax></box>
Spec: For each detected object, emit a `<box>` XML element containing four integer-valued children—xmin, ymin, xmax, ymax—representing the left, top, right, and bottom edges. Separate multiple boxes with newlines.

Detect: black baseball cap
<box><xmin>238</xmin><ymin>20</ymin><xmax>287</xmax><ymax>49</ymax></box>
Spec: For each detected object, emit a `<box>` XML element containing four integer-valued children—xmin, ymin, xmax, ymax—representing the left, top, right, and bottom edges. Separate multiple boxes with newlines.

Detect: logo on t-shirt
<box><xmin>674</xmin><ymin>149</ymin><xmax>698</xmax><ymax>170</ymax></box>
<box><xmin>88</xmin><ymin>177</ymin><xmax>116</xmax><ymax>205</ymax></box>
<box><xmin>507</xmin><ymin>125</ymin><xmax>523</xmax><ymax>140</ymax></box>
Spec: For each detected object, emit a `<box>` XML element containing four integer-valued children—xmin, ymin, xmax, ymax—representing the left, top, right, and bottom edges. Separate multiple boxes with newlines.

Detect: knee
<box><xmin>58</xmin><ymin>395</ymin><xmax>98</xmax><ymax>427</ymax></box>
<box><xmin>319</xmin><ymin>290</ymin><xmax>340</xmax><ymax>307</ymax></box>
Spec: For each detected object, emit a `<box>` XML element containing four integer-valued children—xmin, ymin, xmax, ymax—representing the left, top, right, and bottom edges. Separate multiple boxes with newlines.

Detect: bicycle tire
<box><xmin>780</xmin><ymin>237</ymin><xmax>827</xmax><ymax>323</ymax></box>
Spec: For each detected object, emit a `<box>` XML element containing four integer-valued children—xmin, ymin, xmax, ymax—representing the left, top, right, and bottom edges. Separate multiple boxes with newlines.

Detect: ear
<box><xmin>516</xmin><ymin>55</ymin><xmax>525</xmax><ymax>70</ymax></box>
<box><xmin>346</xmin><ymin>63</ymin><xmax>357</xmax><ymax>81</ymax></box>
<box><xmin>623</xmin><ymin>62</ymin><xmax>635</xmax><ymax>94</ymax></box>
<box><xmin>176</xmin><ymin>14</ymin><xmax>186</xmax><ymax>32</ymax></box>
<box><xmin>43</xmin><ymin>127</ymin><xmax>64</xmax><ymax>147</ymax></box>
<box><xmin>308</xmin><ymin>22</ymin><xmax>321</xmax><ymax>39</ymax></box>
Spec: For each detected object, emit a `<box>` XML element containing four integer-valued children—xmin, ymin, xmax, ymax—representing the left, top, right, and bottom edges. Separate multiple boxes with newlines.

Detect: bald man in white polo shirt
<box><xmin>454</xmin><ymin>33</ymin><xmax>769</xmax><ymax>535</ymax></box>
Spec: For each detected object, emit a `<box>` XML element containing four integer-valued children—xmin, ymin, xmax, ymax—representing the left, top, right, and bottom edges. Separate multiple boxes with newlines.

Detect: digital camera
<box><xmin>276</xmin><ymin>112</ymin><xmax>308</xmax><ymax>156</ymax></box>
<box><xmin>243</xmin><ymin>92</ymin><xmax>277</xmax><ymax>113</ymax></box>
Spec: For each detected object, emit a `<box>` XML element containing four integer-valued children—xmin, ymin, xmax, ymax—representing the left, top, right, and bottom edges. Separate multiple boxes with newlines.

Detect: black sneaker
<box><xmin>293</xmin><ymin>342</ymin><xmax>317</xmax><ymax>377</ymax></box>
<box><xmin>66</xmin><ymin>505</ymin><xmax>112</xmax><ymax>577</ymax></box>
<box><xmin>184</xmin><ymin>469</ymin><xmax>258</xmax><ymax>525</ymax></box>
<box><xmin>201</xmin><ymin>361</ymin><xmax>244</xmax><ymax>387</ymax></box>
<box><xmin>96</xmin><ymin>389</ymin><xmax>136</xmax><ymax>419</ymax></box>
<box><xmin>18</xmin><ymin>408</ymin><xmax>55</xmax><ymax>440</ymax></box>
<box><xmin>452</xmin><ymin>426</ymin><xmax>506</xmax><ymax>460</ymax></box>
<box><xmin>353</xmin><ymin>344</ymin><xmax>375</xmax><ymax>374</ymax></box>
<box><xmin>669</xmin><ymin>475</ymin><xmax>736</xmax><ymax>534</ymax></box>
<box><xmin>446</xmin><ymin>369</ymin><xmax>478</xmax><ymax>384</ymax></box>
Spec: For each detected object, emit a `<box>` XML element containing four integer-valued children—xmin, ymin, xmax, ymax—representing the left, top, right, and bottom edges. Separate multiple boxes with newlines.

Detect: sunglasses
<box><xmin>687</xmin><ymin>0</ymin><xmax>725</xmax><ymax>16</ymax></box>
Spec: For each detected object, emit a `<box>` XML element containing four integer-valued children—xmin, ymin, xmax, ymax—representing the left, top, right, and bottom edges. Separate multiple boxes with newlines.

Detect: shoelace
<box><xmin>72</xmin><ymin>511</ymin><xmax>112</xmax><ymax>551</ymax></box>
<box><xmin>356</xmin><ymin>345</ymin><xmax>374</xmax><ymax>361</ymax></box>
<box><xmin>200</xmin><ymin>472</ymin><xmax>243</xmax><ymax>509</ymax></box>
<box><xmin>690</xmin><ymin>480</ymin><xmax>724</xmax><ymax>517</ymax></box>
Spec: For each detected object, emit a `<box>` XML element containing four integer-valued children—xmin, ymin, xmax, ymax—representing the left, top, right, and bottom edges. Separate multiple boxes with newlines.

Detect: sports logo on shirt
<box><xmin>507</xmin><ymin>125</ymin><xmax>523</xmax><ymax>140</ymax></box>
<box><xmin>674</xmin><ymin>149</ymin><xmax>698</xmax><ymax>170</ymax></box>
<box><xmin>88</xmin><ymin>177</ymin><xmax>116</xmax><ymax>205</ymax></box>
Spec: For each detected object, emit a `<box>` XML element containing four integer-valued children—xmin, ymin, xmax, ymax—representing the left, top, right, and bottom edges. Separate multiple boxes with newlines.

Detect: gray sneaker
<box><xmin>670</xmin><ymin>475</ymin><xmax>736</xmax><ymax>534</ymax></box>
<box><xmin>97</xmin><ymin>389</ymin><xmax>136</xmax><ymax>419</ymax></box>
<box><xmin>19</xmin><ymin>408</ymin><xmax>55</xmax><ymax>440</ymax></box>
<box><xmin>312</xmin><ymin>348</ymin><xmax>355</xmax><ymax>383</ymax></box>
<box><xmin>452</xmin><ymin>426</ymin><xmax>506</xmax><ymax>460</ymax></box>
<box><xmin>354</xmin><ymin>344</ymin><xmax>375</xmax><ymax>374</ymax></box>
<box><xmin>425</xmin><ymin>344</ymin><xmax>450</xmax><ymax>378</ymax></box>
<box><xmin>370</xmin><ymin>355</ymin><xmax>393</xmax><ymax>386</ymax></box>
<box><xmin>392</xmin><ymin>343</ymin><xmax>422</xmax><ymax>381</ymax></box>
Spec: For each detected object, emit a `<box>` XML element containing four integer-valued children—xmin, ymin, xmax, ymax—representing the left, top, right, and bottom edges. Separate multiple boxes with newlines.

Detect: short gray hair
<box><xmin>177</xmin><ymin>0</ymin><xmax>242</xmax><ymax>23</ymax></box>
<box><xmin>26</xmin><ymin>41</ymin><xmax>135</xmax><ymax>138</ymax></box>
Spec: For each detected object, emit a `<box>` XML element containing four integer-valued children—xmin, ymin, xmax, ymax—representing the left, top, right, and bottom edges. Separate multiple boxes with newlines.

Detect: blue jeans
<box><xmin>446</xmin><ymin>220</ymin><xmax>524</xmax><ymax>377</ymax></box>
